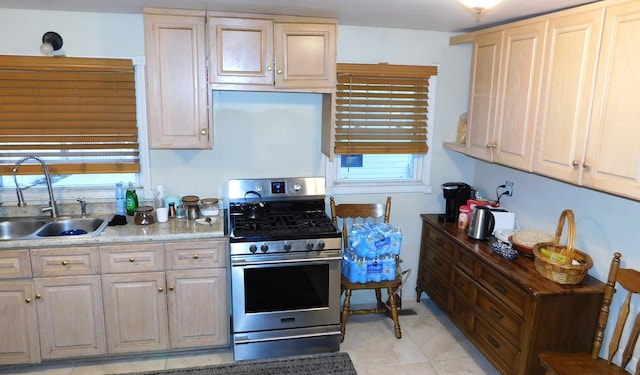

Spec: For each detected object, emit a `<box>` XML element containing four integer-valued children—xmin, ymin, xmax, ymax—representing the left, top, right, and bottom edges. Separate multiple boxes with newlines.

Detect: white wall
<box><xmin>0</xmin><ymin>9</ymin><xmax>475</xmax><ymax>303</ymax></box>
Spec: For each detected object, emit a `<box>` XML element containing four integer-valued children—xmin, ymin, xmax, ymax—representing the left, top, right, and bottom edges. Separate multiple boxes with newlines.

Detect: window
<box><xmin>0</xmin><ymin>55</ymin><xmax>145</xmax><ymax>196</ymax></box>
<box><xmin>326</xmin><ymin>63</ymin><xmax>438</xmax><ymax>194</ymax></box>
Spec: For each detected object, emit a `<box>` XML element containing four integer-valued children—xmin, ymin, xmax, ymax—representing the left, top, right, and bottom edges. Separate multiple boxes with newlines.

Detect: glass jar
<box><xmin>134</xmin><ymin>206</ymin><xmax>155</xmax><ymax>225</ymax></box>
<box><xmin>200</xmin><ymin>198</ymin><xmax>220</xmax><ymax>217</ymax></box>
<box><xmin>458</xmin><ymin>205</ymin><xmax>470</xmax><ymax>230</ymax></box>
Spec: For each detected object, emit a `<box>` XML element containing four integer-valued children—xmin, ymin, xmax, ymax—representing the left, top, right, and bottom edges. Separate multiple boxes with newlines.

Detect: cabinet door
<box><xmin>145</xmin><ymin>12</ymin><xmax>210</xmax><ymax>149</ymax></box>
<box><xmin>166</xmin><ymin>269</ymin><xmax>229</xmax><ymax>349</ymax></box>
<box><xmin>493</xmin><ymin>22</ymin><xmax>546</xmax><ymax>171</ymax></box>
<box><xmin>0</xmin><ymin>281</ymin><xmax>40</xmax><ymax>365</ymax></box>
<box><xmin>465</xmin><ymin>31</ymin><xmax>503</xmax><ymax>161</ymax></box>
<box><xmin>582</xmin><ymin>1</ymin><xmax>640</xmax><ymax>199</ymax></box>
<box><xmin>34</xmin><ymin>276</ymin><xmax>106</xmax><ymax>359</ymax></box>
<box><xmin>533</xmin><ymin>9</ymin><xmax>604</xmax><ymax>183</ymax></box>
<box><xmin>274</xmin><ymin>23</ymin><xmax>336</xmax><ymax>88</ymax></box>
<box><xmin>209</xmin><ymin>17</ymin><xmax>274</xmax><ymax>85</ymax></box>
<box><xmin>101</xmin><ymin>272</ymin><xmax>169</xmax><ymax>354</ymax></box>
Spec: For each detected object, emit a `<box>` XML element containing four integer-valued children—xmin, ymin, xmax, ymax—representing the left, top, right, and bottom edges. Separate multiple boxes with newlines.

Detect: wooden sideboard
<box><xmin>416</xmin><ymin>214</ymin><xmax>605</xmax><ymax>375</ymax></box>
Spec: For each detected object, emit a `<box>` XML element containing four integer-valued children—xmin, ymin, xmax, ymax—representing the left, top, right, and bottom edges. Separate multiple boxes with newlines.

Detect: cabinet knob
<box><xmin>35</xmin><ymin>294</ymin><xmax>41</xmax><ymax>299</ymax></box>
<box><xmin>200</xmin><ymin>129</ymin><xmax>207</xmax><ymax>135</ymax></box>
<box><xmin>61</xmin><ymin>260</ymin><xmax>68</xmax><ymax>266</ymax></box>
<box><xmin>193</xmin><ymin>254</ymin><xmax>199</xmax><ymax>259</ymax></box>
<box><xmin>169</xmin><ymin>286</ymin><xmax>174</xmax><ymax>291</ymax></box>
<box><xmin>582</xmin><ymin>162</ymin><xmax>591</xmax><ymax>170</ymax></box>
<box><xmin>267</xmin><ymin>66</ymin><xmax>273</xmax><ymax>71</ymax></box>
<box><xmin>25</xmin><ymin>298</ymin><xmax>31</xmax><ymax>303</ymax></box>
<box><xmin>571</xmin><ymin>160</ymin><xmax>580</xmax><ymax>167</ymax></box>
<box><xmin>277</xmin><ymin>69</ymin><xmax>283</xmax><ymax>74</ymax></box>
<box><xmin>129</xmin><ymin>258</ymin><xmax>135</xmax><ymax>263</ymax></box>
<box><xmin>158</xmin><ymin>287</ymin><xmax>164</xmax><ymax>292</ymax></box>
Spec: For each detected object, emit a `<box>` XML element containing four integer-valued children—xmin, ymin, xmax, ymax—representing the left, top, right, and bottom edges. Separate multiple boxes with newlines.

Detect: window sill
<box><xmin>326</xmin><ymin>180</ymin><xmax>432</xmax><ymax>195</ymax></box>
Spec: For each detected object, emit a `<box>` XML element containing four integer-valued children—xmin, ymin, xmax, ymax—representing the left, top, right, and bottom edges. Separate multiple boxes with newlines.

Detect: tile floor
<box><xmin>1</xmin><ymin>298</ymin><xmax>499</xmax><ymax>375</ymax></box>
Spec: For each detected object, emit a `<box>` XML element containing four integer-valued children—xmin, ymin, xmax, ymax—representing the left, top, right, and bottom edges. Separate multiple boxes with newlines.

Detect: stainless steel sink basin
<box><xmin>0</xmin><ymin>219</ymin><xmax>48</xmax><ymax>240</ymax></box>
<box><xmin>36</xmin><ymin>218</ymin><xmax>108</xmax><ymax>237</ymax></box>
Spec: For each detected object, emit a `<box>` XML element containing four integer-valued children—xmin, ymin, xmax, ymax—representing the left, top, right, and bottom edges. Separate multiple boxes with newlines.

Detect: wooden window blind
<box><xmin>0</xmin><ymin>55</ymin><xmax>139</xmax><ymax>176</ymax></box>
<box><xmin>335</xmin><ymin>63</ymin><xmax>438</xmax><ymax>155</ymax></box>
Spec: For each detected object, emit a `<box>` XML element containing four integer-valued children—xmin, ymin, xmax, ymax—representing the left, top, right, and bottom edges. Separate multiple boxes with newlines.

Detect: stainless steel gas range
<box><xmin>227</xmin><ymin>177</ymin><xmax>342</xmax><ymax>361</ymax></box>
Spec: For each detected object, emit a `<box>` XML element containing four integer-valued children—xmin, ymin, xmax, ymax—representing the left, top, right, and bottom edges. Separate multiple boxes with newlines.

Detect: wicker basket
<box><xmin>532</xmin><ymin>210</ymin><xmax>593</xmax><ymax>285</ymax></box>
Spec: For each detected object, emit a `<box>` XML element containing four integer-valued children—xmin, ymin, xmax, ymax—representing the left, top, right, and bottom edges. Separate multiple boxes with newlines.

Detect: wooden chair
<box><xmin>539</xmin><ymin>252</ymin><xmax>640</xmax><ymax>374</ymax></box>
<box><xmin>329</xmin><ymin>196</ymin><xmax>401</xmax><ymax>342</ymax></box>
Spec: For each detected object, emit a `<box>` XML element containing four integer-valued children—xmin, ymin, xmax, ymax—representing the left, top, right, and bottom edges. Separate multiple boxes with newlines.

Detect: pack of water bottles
<box><xmin>342</xmin><ymin>223</ymin><xmax>402</xmax><ymax>283</ymax></box>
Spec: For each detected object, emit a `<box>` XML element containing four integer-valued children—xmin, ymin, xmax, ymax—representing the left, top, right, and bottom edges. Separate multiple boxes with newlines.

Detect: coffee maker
<box><xmin>441</xmin><ymin>182</ymin><xmax>471</xmax><ymax>222</ymax></box>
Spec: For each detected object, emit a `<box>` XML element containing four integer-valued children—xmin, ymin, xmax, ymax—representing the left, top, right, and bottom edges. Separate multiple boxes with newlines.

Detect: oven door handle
<box><xmin>234</xmin><ymin>330</ymin><xmax>341</xmax><ymax>345</ymax></box>
<box><xmin>232</xmin><ymin>255</ymin><xmax>342</xmax><ymax>266</ymax></box>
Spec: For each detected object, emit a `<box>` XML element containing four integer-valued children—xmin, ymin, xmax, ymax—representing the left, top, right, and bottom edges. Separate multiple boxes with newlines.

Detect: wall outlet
<box><xmin>505</xmin><ymin>181</ymin><xmax>514</xmax><ymax>196</ymax></box>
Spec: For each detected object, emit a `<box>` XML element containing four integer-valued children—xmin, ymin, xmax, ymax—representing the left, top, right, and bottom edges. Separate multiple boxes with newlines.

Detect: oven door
<box><xmin>231</xmin><ymin>250</ymin><xmax>342</xmax><ymax>333</ymax></box>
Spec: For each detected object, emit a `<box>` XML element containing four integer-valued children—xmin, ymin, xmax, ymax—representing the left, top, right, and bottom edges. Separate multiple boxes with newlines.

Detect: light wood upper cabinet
<box><xmin>465</xmin><ymin>31</ymin><xmax>503</xmax><ymax>162</ymax></box>
<box><xmin>144</xmin><ymin>9</ymin><xmax>210</xmax><ymax>149</ymax></box>
<box><xmin>493</xmin><ymin>21</ymin><xmax>546</xmax><ymax>171</ymax></box>
<box><xmin>209</xmin><ymin>15</ymin><xmax>336</xmax><ymax>90</ymax></box>
<box><xmin>533</xmin><ymin>8</ymin><xmax>605</xmax><ymax>183</ymax></box>
<box><xmin>582</xmin><ymin>1</ymin><xmax>640</xmax><ymax>199</ymax></box>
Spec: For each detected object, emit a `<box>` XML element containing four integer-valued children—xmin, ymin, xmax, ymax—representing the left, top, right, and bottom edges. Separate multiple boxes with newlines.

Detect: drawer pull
<box><xmin>455</xmin><ymin>280</ymin><xmax>466</xmax><ymax>290</ymax></box>
<box><xmin>434</xmin><ymin>258</ymin><xmax>443</xmax><ymax>267</ymax></box>
<box><xmin>129</xmin><ymin>258</ymin><xmax>135</xmax><ymax>263</ymax></box>
<box><xmin>25</xmin><ymin>298</ymin><xmax>31</xmax><ymax>303</ymax></box>
<box><xmin>487</xmin><ymin>334</ymin><xmax>501</xmax><ymax>349</ymax></box>
<box><xmin>435</xmin><ymin>238</ymin><xmax>444</xmax><ymax>246</ymax></box>
<box><xmin>158</xmin><ymin>287</ymin><xmax>164</xmax><ymax>292</ymax></box>
<box><xmin>61</xmin><ymin>260</ymin><xmax>68</xmax><ymax>266</ymax></box>
<box><xmin>193</xmin><ymin>254</ymin><xmax>199</xmax><ymax>259</ymax></box>
<box><xmin>169</xmin><ymin>286</ymin><xmax>174</xmax><ymax>291</ymax></box>
<box><xmin>490</xmin><ymin>306</ymin><xmax>504</xmax><ymax>320</ymax></box>
<box><xmin>494</xmin><ymin>281</ymin><xmax>508</xmax><ymax>295</ymax></box>
<box><xmin>35</xmin><ymin>294</ymin><xmax>41</xmax><ymax>299</ymax></box>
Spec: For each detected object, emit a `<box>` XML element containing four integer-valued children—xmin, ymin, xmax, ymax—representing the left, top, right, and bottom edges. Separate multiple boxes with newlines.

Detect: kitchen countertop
<box><xmin>0</xmin><ymin>215</ymin><xmax>226</xmax><ymax>250</ymax></box>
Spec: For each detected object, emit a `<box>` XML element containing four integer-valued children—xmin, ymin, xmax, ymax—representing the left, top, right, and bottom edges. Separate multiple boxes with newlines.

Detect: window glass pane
<box><xmin>0</xmin><ymin>173</ymin><xmax>138</xmax><ymax>188</ymax></box>
<box><xmin>339</xmin><ymin>154</ymin><xmax>414</xmax><ymax>181</ymax></box>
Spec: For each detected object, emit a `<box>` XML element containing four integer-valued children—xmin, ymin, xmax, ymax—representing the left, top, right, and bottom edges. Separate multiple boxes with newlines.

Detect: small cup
<box><xmin>175</xmin><ymin>205</ymin><xmax>187</xmax><ymax>219</ymax></box>
<box><xmin>156</xmin><ymin>207</ymin><xmax>169</xmax><ymax>223</ymax></box>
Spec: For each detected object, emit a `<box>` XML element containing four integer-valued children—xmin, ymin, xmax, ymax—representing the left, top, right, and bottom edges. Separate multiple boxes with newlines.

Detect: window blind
<box><xmin>335</xmin><ymin>63</ymin><xmax>437</xmax><ymax>155</ymax></box>
<box><xmin>0</xmin><ymin>55</ymin><xmax>139</xmax><ymax>176</ymax></box>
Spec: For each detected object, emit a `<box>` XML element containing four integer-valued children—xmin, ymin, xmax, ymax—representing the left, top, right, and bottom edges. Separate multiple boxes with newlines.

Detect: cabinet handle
<box><xmin>494</xmin><ymin>281</ymin><xmax>508</xmax><ymax>295</ymax></box>
<box><xmin>35</xmin><ymin>294</ymin><xmax>41</xmax><ymax>299</ymax></box>
<box><xmin>582</xmin><ymin>162</ymin><xmax>591</xmax><ymax>170</ymax></box>
<box><xmin>487</xmin><ymin>334</ymin><xmax>501</xmax><ymax>349</ymax></box>
<box><xmin>129</xmin><ymin>258</ymin><xmax>135</xmax><ymax>263</ymax></box>
<box><xmin>571</xmin><ymin>160</ymin><xmax>580</xmax><ymax>167</ymax></box>
<box><xmin>25</xmin><ymin>298</ymin><xmax>31</xmax><ymax>303</ymax></box>
<box><xmin>158</xmin><ymin>287</ymin><xmax>164</xmax><ymax>292</ymax></box>
<box><xmin>490</xmin><ymin>306</ymin><xmax>504</xmax><ymax>320</ymax></box>
<box><xmin>193</xmin><ymin>254</ymin><xmax>199</xmax><ymax>259</ymax></box>
<box><xmin>169</xmin><ymin>286</ymin><xmax>174</xmax><ymax>291</ymax></box>
<box><xmin>61</xmin><ymin>260</ymin><xmax>68</xmax><ymax>266</ymax></box>
<box><xmin>433</xmin><ymin>258</ymin><xmax>443</xmax><ymax>267</ymax></box>
<box><xmin>200</xmin><ymin>129</ymin><xmax>207</xmax><ymax>135</ymax></box>
<box><xmin>267</xmin><ymin>66</ymin><xmax>273</xmax><ymax>71</ymax></box>
<box><xmin>277</xmin><ymin>69</ymin><xmax>283</xmax><ymax>74</ymax></box>
<box><xmin>486</xmin><ymin>143</ymin><xmax>492</xmax><ymax>149</ymax></box>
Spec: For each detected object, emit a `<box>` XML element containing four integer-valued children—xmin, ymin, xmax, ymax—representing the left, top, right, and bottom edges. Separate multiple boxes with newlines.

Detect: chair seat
<box><xmin>340</xmin><ymin>274</ymin><xmax>402</xmax><ymax>342</ymax></box>
<box><xmin>539</xmin><ymin>351</ymin><xmax>632</xmax><ymax>375</ymax></box>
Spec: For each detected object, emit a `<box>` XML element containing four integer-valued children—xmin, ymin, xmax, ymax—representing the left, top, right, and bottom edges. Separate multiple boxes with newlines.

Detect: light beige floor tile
<box><xmin>164</xmin><ymin>350</ymin><xmax>233</xmax><ymax>369</ymax></box>
<box><xmin>356</xmin><ymin>361</ymin><xmax>440</xmax><ymax>375</ymax></box>
<box><xmin>69</xmin><ymin>357</ymin><xmax>166</xmax><ymax>375</ymax></box>
<box><xmin>432</xmin><ymin>356</ymin><xmax>501</xmax><ymax>375</ymax></box>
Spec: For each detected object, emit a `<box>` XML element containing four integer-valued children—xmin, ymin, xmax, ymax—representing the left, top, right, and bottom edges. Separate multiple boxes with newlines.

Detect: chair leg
<box><xmin>387</xmin><ymin>286</ymin><xmax>402</xmax><ymax>339</ymax></box>
<box><xmin>375</xmin><ymin>288</ymin><xmax>384</xmax><ymax>310</ymax></box>
<box><xmin>340</xmin><ymin>288</ymin><xmax>352</xmax><ymax>343</ymax></box>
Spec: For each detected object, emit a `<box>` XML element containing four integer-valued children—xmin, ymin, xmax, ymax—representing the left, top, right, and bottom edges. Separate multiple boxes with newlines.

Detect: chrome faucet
<box><xmin>12</xmin><ymin>156</ymin><xmax>59</xmax><ymax>218</ymax></box>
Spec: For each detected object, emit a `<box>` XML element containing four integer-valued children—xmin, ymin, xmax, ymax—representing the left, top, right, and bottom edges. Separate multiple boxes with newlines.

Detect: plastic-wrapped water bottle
<box><xmin>115</xmin><ymin>182</ymin><xmax>126</xmax><ymax>215</ymax></box>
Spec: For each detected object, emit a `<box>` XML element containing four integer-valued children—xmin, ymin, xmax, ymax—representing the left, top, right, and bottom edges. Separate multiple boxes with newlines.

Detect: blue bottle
<box><xmin>115</xmin><ymin>182</ymin><xmax>126</xmax><ymax>215</ymax></box>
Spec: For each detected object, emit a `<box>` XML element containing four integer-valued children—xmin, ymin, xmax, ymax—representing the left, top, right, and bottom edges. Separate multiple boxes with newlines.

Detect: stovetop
<box><xmin>230</xmin><ymin>211</ymin><xmax>339</xmax><ymax>242</ymax></box>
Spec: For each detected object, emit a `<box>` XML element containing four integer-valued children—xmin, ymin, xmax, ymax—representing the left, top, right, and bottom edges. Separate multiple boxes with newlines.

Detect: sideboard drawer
<box><xmin>426</xmin><ymin>242</ymin><xmax>453</xmax><ymax>280</ymax></box>
<box><xmin>477</xmin><ymin>263</ymin><xmax>528</xmax><ymax>316</ymax></box>
<box><xmin>473</xmin><ymin>317</ymin><xmax>520</xmax><ymax>374</ymax></box>
<box><xmin>475</xmin><ymin>287</ymin><xmax>524</xmax><ymax>346</ymax></box>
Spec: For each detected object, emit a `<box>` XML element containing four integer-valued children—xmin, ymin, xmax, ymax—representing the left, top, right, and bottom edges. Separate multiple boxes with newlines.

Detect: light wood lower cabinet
<box><xmin>0</xmin><ymin>281</ymin><xmax>40</xmax><ymax>365</ymax></box>
<box><xmin>416</xmin><ymin>215</ymin><xmax>605</xmax><ymax>375</ymax></box>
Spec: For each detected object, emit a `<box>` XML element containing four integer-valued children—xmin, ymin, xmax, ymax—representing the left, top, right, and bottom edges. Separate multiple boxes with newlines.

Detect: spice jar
<box><xmin>182</xmin><ymin>195</ymin><xmax>200</xmax><ymax>220</ymax></box>
<box><xmin>458</xmin><ymin>205</ymin><xmax>470</xmax><ymax>230</ymax></box>
<box><xmin>134</xmin><ymin>206</ymin><xmax>155</xmax><ymax>225</ymax></box>
<box><xmin>200</xmin><ymin>198</ymin><xmax>220</xmax><ymax>217</ymax></box>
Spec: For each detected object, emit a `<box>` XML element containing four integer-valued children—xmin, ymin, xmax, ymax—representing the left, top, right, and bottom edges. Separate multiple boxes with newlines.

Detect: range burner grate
<box><xmin>232</xmin><ymin>212</ymin><xmax>337</xmax><ymax>238</ymax></box>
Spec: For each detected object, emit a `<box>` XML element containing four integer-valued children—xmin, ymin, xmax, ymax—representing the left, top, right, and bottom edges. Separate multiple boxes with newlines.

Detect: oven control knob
<box><xmin>316</xmin><ymin>240</ymin><xmax>325</xmax><ymax>250</ymax></box>
<box><xmin>283</xmin><ymin>242</ymin><xmax>292</xmax><ymax>252</ymax></box>
<box><xmin>305</xmin><ymin>241</ymin><xmax>314</xmax><ymax>250</ymax></box>
<box><xmin>260</xmin><ymin>244</ymin><xmax>269</xmax><ymax>253</ymax></box>
<box><xmin>293</xmin><ymin>183</ymin><xmax>302</xmax><ymax>191</ymax></box>
<box><xmin>249</xmin><ymin>244</ymin><xmax>258</xmax><ymax>254</ymax></box>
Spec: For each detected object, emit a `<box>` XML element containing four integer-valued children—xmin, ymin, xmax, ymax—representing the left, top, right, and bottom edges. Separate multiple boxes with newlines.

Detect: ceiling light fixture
<box><xmin>457</xmin><ymin>0</ymin><xmax>504</xmax><ymax>17</ymax></box>
<box><xmin>40</xmin><ymin>31</ymin><xmax>63</xmax><ymax>56</ymax></box>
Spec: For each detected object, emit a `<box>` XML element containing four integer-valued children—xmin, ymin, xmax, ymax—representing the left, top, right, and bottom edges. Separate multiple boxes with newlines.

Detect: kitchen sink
<box><xmin>0</xmin><ymin>219</ymin><xmax>49</xmax><ymax>240</ymax></box>
<box><xmin>0</xmin><ymin>216</ymin><xmax>109</xmax><ymax>240</ymax></box>
<box><xmin>36</xmin><ymin>218</ymin><xmax>108</xmax><ymax>237</ymax></box>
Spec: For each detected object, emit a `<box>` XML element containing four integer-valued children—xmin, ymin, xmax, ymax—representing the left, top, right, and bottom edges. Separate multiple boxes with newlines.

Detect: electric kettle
<box><xmin>468</xmin><ymin>206</ymin><xmax>495</xmax><ymax>240</ymax></box>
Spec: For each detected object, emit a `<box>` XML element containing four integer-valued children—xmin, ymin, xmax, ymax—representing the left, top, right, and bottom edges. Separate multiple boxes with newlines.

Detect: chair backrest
<box><xmin>329</xmin><ymin>196</ymin><xmax>391</xmax><ymax>250</ymax></box>
<box><xmin>592</xmin><ymin>252</ymin><xmax>640</xmax><ymax>372</ymax></box>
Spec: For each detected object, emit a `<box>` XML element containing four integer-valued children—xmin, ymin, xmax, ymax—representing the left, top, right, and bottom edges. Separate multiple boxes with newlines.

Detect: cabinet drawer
<box><xmin>473</xmin><ymin>317</ymin><xmax>520</xmax><ymax>374</ymax></box>
<box><xmin>31</xmin><ymin>247</ymin><xmax>99</xmax><ymax>277</ymax></box>
<box><xmin>425</xmin><ymin>243</ymin><xmax>453</xmax><ymax>280</ymax></box>
<box><xmin>100</xmin><ymin>244</ymin><xmax>164</xmax><ymax>273</ymax></box>
<box><xmin>422</xmin><ymin>265</ymin><xmax>450</xmax><ymax>309</ymax></box>
<box><xmin>477</xmin><ymin>263</ymin><xmax>528</xmax><ymax>316</ymax></box>
<box><xmin>449</xmin><ymin>293</ymin><xmax>474</xmax><ymax>332</ymax></box>
<box><xmin>455</xmin><ymin>248</ymin><xmax>477</xmax><ymax>276</ymax></box>
<box><xmin>425</xmin><ymin>228</ymin><xmax>457</xmax><ymax>255</ymax></box>
<box><xmin>0</xmin><ymin>250</ymin><xmax>31</xmax><ymax>279</ymax></box>
<box><xmin>475</xmin><ymin>287</ymin><xmax>524</xmax><ymax>346</ymax></box>
<box><xmin>165</xmin><ymin>240</ymin><xmax>227</xmax><ymax>270</ymax></box>
<box><xmin>451</xmin><ymin>267</ymin><xmax>475</xmax><ymax>302</ymax></box>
